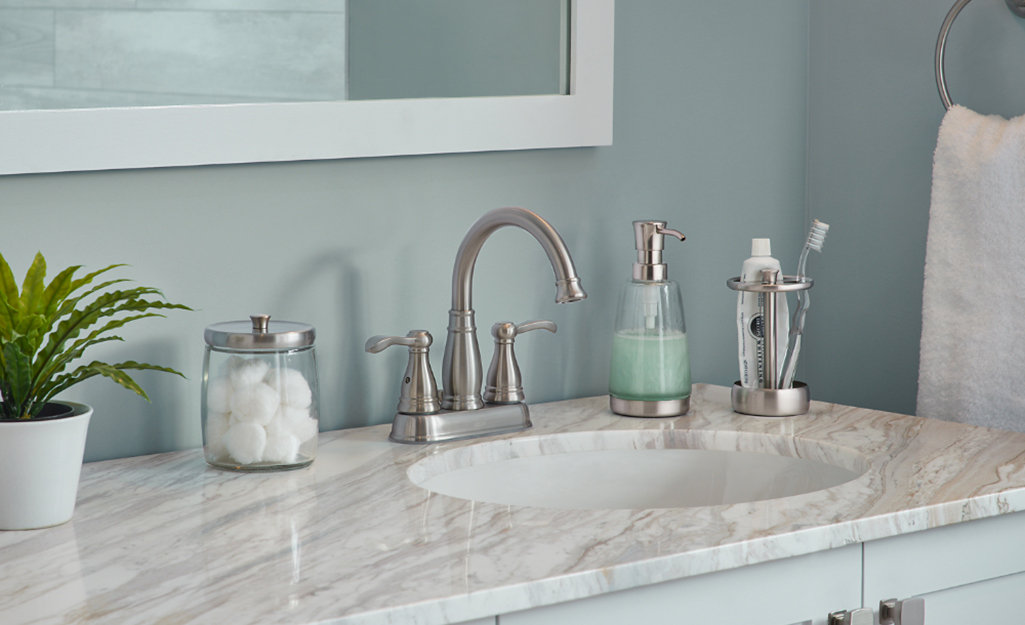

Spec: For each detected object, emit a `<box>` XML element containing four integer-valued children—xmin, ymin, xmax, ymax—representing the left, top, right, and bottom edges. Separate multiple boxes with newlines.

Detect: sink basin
<box><xmin>408</xmin><ymin>430</ymin><xmax>867</xmax><ymax>510</ymax></box>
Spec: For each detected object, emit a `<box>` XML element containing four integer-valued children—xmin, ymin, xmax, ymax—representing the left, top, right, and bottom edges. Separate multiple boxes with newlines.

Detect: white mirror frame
<box><xmin>0</xmin><ymin>0</ymin><xmax>613</xmax><ymax>176</ymax></box>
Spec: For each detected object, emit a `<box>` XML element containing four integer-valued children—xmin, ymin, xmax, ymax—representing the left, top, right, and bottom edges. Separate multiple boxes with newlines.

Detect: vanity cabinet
<box><xmin>471</xmin><ymin>512</ymin><xmax>1025</xmax><ymax>625</ymax></box>
<box><xmin>499</xmin><ymin>544</ymin><xmax>862</xmax><ymax>625</ymax></box>
<box><xmin>862</xmin><ymin>510</ymin><xmax>1025</xmax><ymax>624</ymax></box>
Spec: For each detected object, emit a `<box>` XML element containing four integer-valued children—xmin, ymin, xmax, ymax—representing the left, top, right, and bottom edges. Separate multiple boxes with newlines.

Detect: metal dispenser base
<box><xmin>610</xmin><ymin>396</ymin><xmax>691</xmax><ymax>418</ymax></box>
<box><xmin>731</xmin><ymin>381</ymin><xmax>809</xmax><ymax>417</ymax></box>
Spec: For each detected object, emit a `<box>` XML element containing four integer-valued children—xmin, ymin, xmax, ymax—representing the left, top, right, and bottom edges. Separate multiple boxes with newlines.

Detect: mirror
<box><xmin>0</xmin><ymin>0</ymin><xmax>612</xmax><ymax>175</ymax></box>
<box><xmin>348</xmin><ymin>0</ymin><xmax>569</xmax><ymax>101</ymax></box>
<box><xmin>1</xmin><ymin>0</ymin><xmax>569</xmax><ymax>110</ymax></box>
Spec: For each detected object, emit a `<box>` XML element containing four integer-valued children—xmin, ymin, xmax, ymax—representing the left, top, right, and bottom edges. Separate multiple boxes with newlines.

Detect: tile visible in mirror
<box><xmin>53</xmin><ymin>10</ymin><xmax>346</xmax><ymax>103</ymax></box>
<box><xmin>0</xmin><ymin>9</ymin><xmax>54</xmax><ymax>87</ymax></box>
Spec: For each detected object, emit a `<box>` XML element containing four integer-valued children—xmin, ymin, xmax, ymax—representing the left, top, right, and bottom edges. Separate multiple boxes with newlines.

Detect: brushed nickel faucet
<box><xmin>365</xmin><ymin>207</ymin><xmax>586</xmax><ymax>444</ymax></box>
<box><xmin>442</xmin><ymin>207</ymin><xmax>586</xmax><ymax>410</ymax></box>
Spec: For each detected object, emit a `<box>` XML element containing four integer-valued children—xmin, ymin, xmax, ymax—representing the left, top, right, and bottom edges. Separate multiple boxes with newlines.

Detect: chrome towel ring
<box><xmin>936</xmin><ymin>0</ymin><xmax>1025</xmax><ymax>110</ymax></box>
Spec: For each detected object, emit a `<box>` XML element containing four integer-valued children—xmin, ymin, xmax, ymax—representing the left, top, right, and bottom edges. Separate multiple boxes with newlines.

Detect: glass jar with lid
<box><xmin>202</xmin><ymin>315</ymin><xmax>319</xmax><ymax>471</ymax></box>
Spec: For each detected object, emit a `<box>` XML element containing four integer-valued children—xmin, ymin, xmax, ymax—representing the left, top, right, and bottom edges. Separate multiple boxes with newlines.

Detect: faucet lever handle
<box><xmin>365</xmin><ymin>331</ymin><xmax>430</xmax><ymax>353</ymax></box>
<box><xmin>512</xmin><ymin>319</ymin><xmax>558</xmax><ymax>336</ymax></box>
<box><xmin>365</xmin><ymin>330</ymin><xmax>440</xmax><ymax>415</ymax></box>
<box><xmin>485</xmin><ymin>320</ymin><xmax>557</xmax><ymax>405</ymax></box>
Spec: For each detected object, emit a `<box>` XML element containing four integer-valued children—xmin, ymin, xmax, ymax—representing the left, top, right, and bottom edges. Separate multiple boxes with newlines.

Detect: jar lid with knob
<box><xmin>204</xmin><ymin>314</ymin><xmax>315</xmax><ymax>351</ymax></box>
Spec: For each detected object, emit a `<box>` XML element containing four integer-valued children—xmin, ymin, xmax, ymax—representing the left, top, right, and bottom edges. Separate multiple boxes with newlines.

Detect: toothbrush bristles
<box><xmin>807</xmin><ymin>220</ymin><xmax>830</xmax><ymax>252</ymax></box>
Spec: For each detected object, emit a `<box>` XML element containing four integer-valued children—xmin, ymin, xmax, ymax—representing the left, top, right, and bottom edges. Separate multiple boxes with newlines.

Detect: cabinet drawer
<box><xmin>914</xmin><ymin>570</ymin><xmax>1025</xmax><ymax>625</ymax></box>
<box><xmin>863</xmin><ymin>511</ymin><xmax>1025</xmax><ymax>601</ymax></box>
<box><xmin>501</xmin><ymin>544</ymin><xmax>861</xmax><ymax>625</ymax></box>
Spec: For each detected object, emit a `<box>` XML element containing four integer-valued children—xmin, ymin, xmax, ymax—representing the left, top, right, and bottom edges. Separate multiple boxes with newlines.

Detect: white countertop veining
<box><xmin>5</xmin><ymin>383</ymin><xmax>1025</xmax><ymax>624</ymax></box>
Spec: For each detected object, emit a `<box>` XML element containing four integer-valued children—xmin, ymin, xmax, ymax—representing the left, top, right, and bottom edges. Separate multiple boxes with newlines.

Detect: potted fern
<box><xmin>0</xmin><ymin>252</ymin><xmax>189</xmax><ymax>530</ymax></box>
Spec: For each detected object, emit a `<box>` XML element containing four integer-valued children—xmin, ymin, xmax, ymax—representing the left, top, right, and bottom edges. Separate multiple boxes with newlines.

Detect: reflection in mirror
<box><xmin>0</xmin><ymin>0</ymin><xmax>569</xmax><ymax>111</ymax></box>
<box><xmin>1</xmin><ymin>1</ymin><xmax>348</xmax><ymax>110</ymax></box>
<box><xmin>348</xmin><ymin>0</ymin><xmax>569</xmax><ymax>100</ymax></box>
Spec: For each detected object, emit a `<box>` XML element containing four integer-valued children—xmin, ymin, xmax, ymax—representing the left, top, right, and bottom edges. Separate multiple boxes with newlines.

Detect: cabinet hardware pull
<box><xmin>828</xmin><ymin>607</ymin><xmax>872</xmax><ymax>625</ymax></box>
<box><xmin>880</xmin><ymin>597</ymin><xmax>925</xmax><ymax>625</ymax></box>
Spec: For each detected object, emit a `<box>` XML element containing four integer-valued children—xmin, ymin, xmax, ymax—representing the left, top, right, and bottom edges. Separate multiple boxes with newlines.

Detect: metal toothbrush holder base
<box><xmin>726</xmin><ymin>274</ymin><xmax>813</xmax><ymax>417</ymax></box>
<box><xmin>731</xmin><ymin>381</ymin><xmax>809</xmax><ymax>417</ymax></box>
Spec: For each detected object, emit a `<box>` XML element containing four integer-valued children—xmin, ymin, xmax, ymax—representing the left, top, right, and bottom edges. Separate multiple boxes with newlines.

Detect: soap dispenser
<box><xmin>609</xmin><ymin>221</ymin><xmax>691</xmax><ymax>417</ymax></box>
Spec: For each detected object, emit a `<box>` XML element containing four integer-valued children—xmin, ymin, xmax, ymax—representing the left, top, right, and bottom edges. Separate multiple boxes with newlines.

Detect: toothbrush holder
<box><xmin>726</xmin><ymin>274</ymin><xmax>813</xmax><ymax>417</ymax></box>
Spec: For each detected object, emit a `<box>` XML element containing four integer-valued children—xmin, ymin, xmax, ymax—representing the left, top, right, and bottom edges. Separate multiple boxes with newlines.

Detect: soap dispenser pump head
<box><xmin>632</xmin><ymin>220</ymin><xmax>685</xmax><ymax>281</ymax></box>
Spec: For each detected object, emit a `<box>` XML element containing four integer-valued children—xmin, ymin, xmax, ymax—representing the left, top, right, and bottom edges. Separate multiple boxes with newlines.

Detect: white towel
<box><xmin>917</xmin><ymin>105</ymin><xmax>1025</xmax><ymax>431</ymax></box>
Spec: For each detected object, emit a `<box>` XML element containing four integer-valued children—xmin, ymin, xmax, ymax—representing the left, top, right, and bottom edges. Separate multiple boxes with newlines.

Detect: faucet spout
<box><xmin>450</xmin><ymin>207</ymin><xmax>586</xmax><ymax>310</ymax></box>
<box><xmin>442</xmin><ymin>207</ymin><xmax>586</xmax><ymax>410</ymax></box>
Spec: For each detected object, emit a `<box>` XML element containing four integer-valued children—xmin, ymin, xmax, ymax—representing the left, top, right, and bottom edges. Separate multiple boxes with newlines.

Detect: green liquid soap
<box><xmin>609</xmin><ymin>329</ymin><xmax>691</xmax><ymax>402</ymax></box>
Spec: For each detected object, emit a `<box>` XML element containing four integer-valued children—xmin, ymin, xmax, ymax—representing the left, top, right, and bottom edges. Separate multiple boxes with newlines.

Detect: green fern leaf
<box><xmin>33</xmin><ymin>335</ymin><xmax>125</xmax><ymax>398</ymax></box>
<box><xmin>53</xmin><ymin>278</ymin><xmax>133</xmax><ymax>320</ymax></box>
<box><xmin>33</xmin><ymin>295</ymin><xmax>190</xmax><ymax>400</ymax></box>
<box><xmin>0</xmin><ymin>253</ymin><xmax>22</xmax><ymax>339</ymax></box>
<box><xmin>36</xmin><ymin>365</ymin><xmax>100</xmax><ymax>407</ymax></box>
<box><xmin>86</xmin><ymin>362</ymin><xmax>151</xmax><ymax>401</ymax></box>
<box><xmin>56</xmin><ymin>313</ymin><xmax>161</xmax><ymax>362</ymax></box>
<box><xmin>0</xmin><ymin>253</ymin><xmax>19</xmax><ymax>302</ymax></box>
<box><xmin>114</xmin><ymin>360</ymin><xmax>186</xmax><ymax>378</ymax></box>
<box><xmin>35</xmin><ymin>289</ymin><xmax>165</xmax><ymax>371</ymax></box>
<box><xmin>40</xmin><ymin>264</ymin><xmax>81</xmax><ymax>319</ymax></box>
<box><xmin>19</xmin><ymin>252</ymin><xmax>47</xmax><ymax>316</ymax></box>
<box><xmin>66</xmin><ymin>264</ymin><xmax>127</xmax><ymax>298</ymax></box>
<box><xmin>13</xmin><ymin>314</ymin><xmax>46</xmax><ymax>346</ymax></box>
<box><xmin>2</xmin><ymin>341</ymin><xmax>33</xmax><ymax>417</ymax></box>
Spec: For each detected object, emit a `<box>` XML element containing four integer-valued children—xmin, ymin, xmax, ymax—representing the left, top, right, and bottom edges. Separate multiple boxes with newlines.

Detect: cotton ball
<box><xmin>230</xmin><ymin>383</ymin><xmax>281</xmax><ymax>426</ymax></box>
<box><xmin>205</xmin><ymin>411</ymin><xmax>231</xmax><ymax>457</ymax></box>
<box><xmin>292</xmin><ymin>417</ymin><xmax>319</xmax><ymax>444</ymax></box>
<box><xmin>263</xmin><ymin>419</ymin><xmax>300</xmax><ymax>464</ymax></box>
<box><xmin>215</xmin><ymin>356</ymin><xmax>245</xmax><ymax>378</ymax></box>
<box><xmin>206</xmin><ymin>376</ymin><xmax>234</xmax><ymax>414</ymax></box>
<box><xmin>264</xmin><ymin>368</ymin><xmax>312</xmax><ymax>408</ymax></box>
<box><xmin>229</xmin><ymin>358</ymin><xmax>271</xmax><ymax>389</ymax></box>
<box><xmin>275</xmin><ymin>406</ymin><xmax>319</xmax><ymax>443</ymax></box>
<box><xmin>275</xmin><ymin>405</ymin><xmax>308</xmax><ymax>429</ymax></box>
<box><xmin>223</xmin><ymin>423</ymin><xmax>267</xmax><ymax>465</ymax></box>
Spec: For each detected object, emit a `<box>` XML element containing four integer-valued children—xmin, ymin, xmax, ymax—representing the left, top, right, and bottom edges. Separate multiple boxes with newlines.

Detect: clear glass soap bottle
<box><xmin>609</xmin><ymin>221</ymin><xmax>691</xmax><ymax>417</ymax></box>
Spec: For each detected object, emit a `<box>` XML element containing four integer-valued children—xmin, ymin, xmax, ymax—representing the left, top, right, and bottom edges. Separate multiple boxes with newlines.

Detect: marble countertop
<box><xmin>5</xmin><ymin>383</ymin><xmax>1025</xmax><ymax>625</ymax></box>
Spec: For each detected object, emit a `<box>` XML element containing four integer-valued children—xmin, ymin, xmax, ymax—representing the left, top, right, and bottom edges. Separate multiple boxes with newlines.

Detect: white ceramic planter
<box><xmin>0</xmin><ymin>402</ymin><xmax>92</xmax><ymax>530</ymax></box>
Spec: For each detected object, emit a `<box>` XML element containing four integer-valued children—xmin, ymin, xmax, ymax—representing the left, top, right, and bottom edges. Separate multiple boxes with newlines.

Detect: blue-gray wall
<box><xmin>1</xmin><ymin>2</ymin><xmax>812</xmax><ymax>462</ymax></box>
<box><xmin>805</xmin><ymin>0</ymin><xmax>1025</xmax><ymax>415</ymax></box>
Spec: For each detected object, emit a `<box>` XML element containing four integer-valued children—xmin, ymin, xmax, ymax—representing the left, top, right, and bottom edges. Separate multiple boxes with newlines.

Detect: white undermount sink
<box><xmin>408</xmin><ymin>429</ymin><xmax>867</xmax><ymax>510</ymax></box>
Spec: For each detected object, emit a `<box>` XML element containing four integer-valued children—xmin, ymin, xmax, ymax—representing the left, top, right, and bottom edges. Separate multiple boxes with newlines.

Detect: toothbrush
<box><xmin>780</xmin><ymin>220</ymin><xmax>829</xmax><ymax>388</ymax></box>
